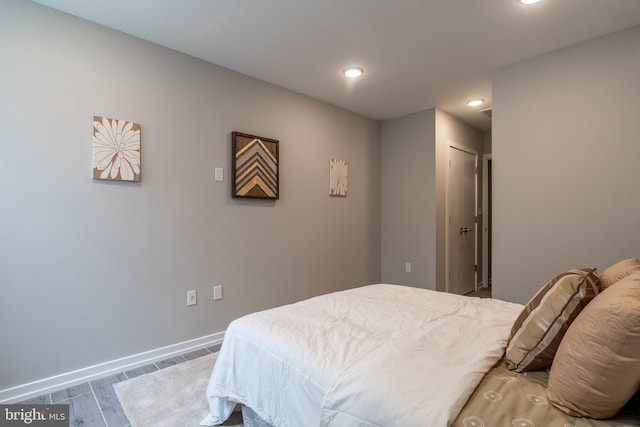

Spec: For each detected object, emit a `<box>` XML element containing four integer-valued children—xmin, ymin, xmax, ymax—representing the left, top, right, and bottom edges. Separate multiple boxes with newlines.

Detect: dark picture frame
<box><xmin>231</xmin><ymin>131</ymin><xmax>279</xmax><ymax>199</ymax></box>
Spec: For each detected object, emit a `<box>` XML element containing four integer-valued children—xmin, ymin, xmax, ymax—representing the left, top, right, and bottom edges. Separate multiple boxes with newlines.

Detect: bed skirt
<box><xmin>241</xmin><ymin>405</ymin><xmax>275</xmax><ymax>427</ymax></box>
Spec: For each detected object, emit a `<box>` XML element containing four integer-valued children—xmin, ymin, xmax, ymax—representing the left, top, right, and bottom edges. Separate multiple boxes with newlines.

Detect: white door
<box><xmin>447</xmin><ymin>145</ymin><xmax>477</xmax><ymax>295</ymax></box>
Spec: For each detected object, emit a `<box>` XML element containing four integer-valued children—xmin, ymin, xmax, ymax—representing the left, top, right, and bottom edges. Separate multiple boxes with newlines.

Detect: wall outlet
<box><xmin>405</xmin><ymin>262</ymin><xmax>412</xmax><ymax>273</ymax></box>
<box><xmin>213</xmin><ymin>285</ymin><xmax>223</xmax><ymax>301</ymax></box>
<box><xmin>187</xmin><ymin>290</ymin><xmax>197</xmax><ymax>306</ymax></box>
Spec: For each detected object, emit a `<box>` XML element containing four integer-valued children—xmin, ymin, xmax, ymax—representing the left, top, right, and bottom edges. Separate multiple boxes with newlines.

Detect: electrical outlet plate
<box><xmin>214</xmin><ymin>167</ymin><xmax>224</xmax><ymax>182</ymax></box>
<box><xmin>187</xmin><ymin>290</ymin><xmax>197</xmax><ymax>306</ymax></box>
<box><xmin>213</xmin><ymin>285</ymin><xmax>223</xmax><ymax>300</ymax></box>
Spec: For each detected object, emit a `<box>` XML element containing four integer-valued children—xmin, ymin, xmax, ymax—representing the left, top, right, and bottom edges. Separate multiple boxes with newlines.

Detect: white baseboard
<box><xmin>0</xmin><ymin>331</ymin><xmax>225</xmax><ymax>404</ymax></box>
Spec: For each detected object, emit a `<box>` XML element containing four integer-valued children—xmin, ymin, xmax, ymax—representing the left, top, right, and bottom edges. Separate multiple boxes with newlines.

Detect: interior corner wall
<box><xmin>434</xmin><ymin>110</ymin><xmax>485</xmax><ymax>292</ymax></box>
<box><xmin>381</xmin><ymin>109</ymin><xmax>436</xmax><ymax>289</ymax></box>
<box><xmin>0</xmin><ymin>0</ymin><xmax>381</xmax><ymax>391</ymax></box>
<box><xmin>483</xmin><ymin>131</ymin><xmax>492</xmax><ymax>154</ymax></box>
<box><xmin>492</xmin><ymin>25</ymin><xmax>640</xmax><ymax>304</ymax></box>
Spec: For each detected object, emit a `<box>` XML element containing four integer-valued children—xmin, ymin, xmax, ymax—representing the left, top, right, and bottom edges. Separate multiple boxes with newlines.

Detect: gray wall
<box><xmin>0</xmin><ymin>0</ymin><xmax>381</xmax><ymax>390</ymax></box>
<box><xmin>492</xmin><ymin>25</ymin><xmax>640</xmax><ymax>304</ymax></box>
<box><xmin>381</xmin><ymin>109</ymin><xmax>436</xmax><ymax>288</ymax></box>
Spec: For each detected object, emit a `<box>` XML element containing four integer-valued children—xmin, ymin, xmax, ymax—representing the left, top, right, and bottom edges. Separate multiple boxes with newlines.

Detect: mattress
<box><xmin>201</xmin><ymin>284</ymin><xmax>523</xmax><ymax>427</ymax></box>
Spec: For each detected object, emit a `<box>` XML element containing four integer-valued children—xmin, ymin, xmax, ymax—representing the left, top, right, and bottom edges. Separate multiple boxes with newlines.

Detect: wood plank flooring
<box><xmin>18</xmin><ymin>344</ymin><xmax>221</xmax><ymax>427</ymax></box>
<box><xmin>465</xmin><ymin>286</ymin><xmax>492</xmax><ymax>298</ymax></box>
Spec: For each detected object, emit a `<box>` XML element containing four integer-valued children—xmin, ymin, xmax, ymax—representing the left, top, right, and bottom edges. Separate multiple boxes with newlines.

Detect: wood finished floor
<box><xmin>465</xmin><ymin>286</ymin><xmax>492</xmax><ymax>298</ymax></box>
<box><xmin>18</xmin><ymin>344</ymin><xmax>222</xmax><ymax>427</ymax></box>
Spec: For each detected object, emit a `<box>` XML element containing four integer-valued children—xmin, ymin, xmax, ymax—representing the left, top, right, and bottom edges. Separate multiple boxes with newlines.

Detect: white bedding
<box><xmin>202</xmin><ymin>284</ymin><xmax>523</xmax><ymax>427</ymax></box>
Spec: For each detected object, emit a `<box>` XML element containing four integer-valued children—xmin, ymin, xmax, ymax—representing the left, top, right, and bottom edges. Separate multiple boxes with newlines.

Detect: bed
<box><xmin>201</xmin><ymin>271</ymin><xmax>640</xmax><ymax>427</ymax></box>
<box><xmin>452</xmin><ymin>359</ymin><xmax>640</xmax><ymax>427</ymax></box>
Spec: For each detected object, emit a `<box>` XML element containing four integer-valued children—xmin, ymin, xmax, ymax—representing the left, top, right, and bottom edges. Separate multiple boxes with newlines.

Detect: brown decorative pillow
<box><xmin>505</xmin><ymin>268</ymin><xmax>600</xmax><ymax>372</ymax></box>
<box><xmin>548</xmin><ymin>272</ymin><xmax>640</xmax><ymax>419</ymax></box>
<box><xmin>600</xmin><ymin>258</ymin><xmax>640</xmax><ymax>289</ymax></box>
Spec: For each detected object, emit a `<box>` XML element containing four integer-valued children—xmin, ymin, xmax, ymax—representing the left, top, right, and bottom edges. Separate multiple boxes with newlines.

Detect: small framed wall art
<box><xmin>329</xmin><ymin>158</ymin><xmax>348</xmax><ymax>196</ymax></box>
<box><xmin>232</xmin><ymin>132</ymin><xmax>279</xmax><ymax>199</ymax></box>
<box><xmin>92</xmin><ymin>115</ymin><xmax>141</xmax><ymax>181</ymax></box>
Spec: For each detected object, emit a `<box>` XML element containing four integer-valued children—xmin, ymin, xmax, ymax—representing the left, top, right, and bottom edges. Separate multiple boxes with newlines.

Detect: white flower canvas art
<box><xmin>92</xmin><ymin>116</ymin><xmax>141</xmax><ymax>181</ymax></box>
<box><xmin>329</xmin><ymin>158</ymin><xmax>348</xmax><ymax>196</ymax></box>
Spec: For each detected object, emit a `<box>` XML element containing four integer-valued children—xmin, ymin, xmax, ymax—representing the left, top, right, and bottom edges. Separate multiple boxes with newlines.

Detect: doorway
<box><xmin>482</xmin><ymin>154</ymin><xmax>492</xmax><ymax>291</ymax></box>
<box><xmin>446</xmin><ymin>144</ymin><xmax>478</xmax><ymax>295</ymax></box>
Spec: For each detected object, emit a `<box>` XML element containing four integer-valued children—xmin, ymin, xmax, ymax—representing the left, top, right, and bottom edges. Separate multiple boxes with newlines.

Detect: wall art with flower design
<box><xmin>92</xmin><ymin>116</ymin><xmax>141</xmax><ymax>181</ymax></box>
<box><xmin>329</xmin><ymin>158</ymin><xmax>348</xmax><ymax>196</ymax></box>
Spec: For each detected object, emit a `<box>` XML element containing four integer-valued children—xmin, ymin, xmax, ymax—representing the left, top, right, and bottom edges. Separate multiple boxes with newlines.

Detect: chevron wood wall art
<box><xmin>232</xmin><ymin>132</ymin><xmax>279</xmax><ymax>199</ymax></box>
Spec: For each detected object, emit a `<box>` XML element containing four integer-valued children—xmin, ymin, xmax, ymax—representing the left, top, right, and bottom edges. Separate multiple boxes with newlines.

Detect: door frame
<box><xmin>481</xmin><ymin>154</ymin><xmax>492</xmax><ymax>290</ymax></box>
<box><xmin>445</xmin><ymin>140</ymin><xmax>479</xmax><ymax>294</ymax></box>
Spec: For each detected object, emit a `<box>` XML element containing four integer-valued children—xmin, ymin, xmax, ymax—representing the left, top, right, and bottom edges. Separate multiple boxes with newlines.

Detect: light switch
<box><xmin>214</xmin><ymin>167</ymin><xmax>224</xmax><ymax>182</ymax></box>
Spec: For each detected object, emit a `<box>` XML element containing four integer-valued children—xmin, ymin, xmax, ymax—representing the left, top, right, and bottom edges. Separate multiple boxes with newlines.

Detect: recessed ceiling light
<box><xmin>466</xmin><ymin>98</ymin><xmax>485</xmax><ymax>107</ymax></box>
<box><xmin>343</xmin><ymin>67</ymin><xmax>364</xmax><ymax>78</ymax></box>
<box><xmin>518</xmin><ymin>0</ymin><xmax>541</xmax><ymax>4</ymax></box>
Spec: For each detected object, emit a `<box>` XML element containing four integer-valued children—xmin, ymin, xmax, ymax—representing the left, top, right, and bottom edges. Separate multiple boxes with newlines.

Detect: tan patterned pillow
<box><xmin>600</xmin><ymin>258</ymin><xmax>640</xmax><ymax>289</ymax></box>
<box><xmin>505</xmin><ymin>268</ymin><xmax>600</xmax><ymax>372</ymax></box>
<box><xmin>548</xmin><ymin>272</ymin><xmax>640</xmax><ymax>418</ymax></box>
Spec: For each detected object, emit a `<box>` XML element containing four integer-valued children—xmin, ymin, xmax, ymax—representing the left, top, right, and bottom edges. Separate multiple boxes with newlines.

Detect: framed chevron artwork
<box><xmin>232</xmin><ymin>132</ymin><xmax>279</xmax><ymax>199</ymax></box>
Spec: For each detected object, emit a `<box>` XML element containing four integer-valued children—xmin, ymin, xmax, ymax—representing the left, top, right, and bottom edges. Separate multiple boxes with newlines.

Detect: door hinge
<box><xmin>474</xmin><ymin>265</ymin><xmax>478</xmax><ymax>272</ymax></box>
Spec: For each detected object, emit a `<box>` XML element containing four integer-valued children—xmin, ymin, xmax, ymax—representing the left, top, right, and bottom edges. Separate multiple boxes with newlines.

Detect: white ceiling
<box><xmin>31</xmin><ymin>0</ymin><xmax>640</xmax><ymax>131</ymax></box>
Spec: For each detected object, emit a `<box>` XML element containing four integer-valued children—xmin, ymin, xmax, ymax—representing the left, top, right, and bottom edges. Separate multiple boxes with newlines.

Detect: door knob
<box><xmin>459</xmin><ymin>227</ymin><xmax>472</xmax><ymax>234</ymax></box>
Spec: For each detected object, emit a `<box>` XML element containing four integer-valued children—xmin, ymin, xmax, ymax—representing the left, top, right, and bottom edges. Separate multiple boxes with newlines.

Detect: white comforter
<box><xmin>202</xmin><ymin>284</ymin><xmax>523</xmax><ymax>427</ymax></box>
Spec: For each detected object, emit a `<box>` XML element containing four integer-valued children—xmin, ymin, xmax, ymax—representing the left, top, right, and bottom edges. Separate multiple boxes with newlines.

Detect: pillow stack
<box><xmin>505</xmin><ymin>268</ymin><xmax>600</xmax><ymax>372</ymax></box>
<box><xmin>547</xmin><ymin>259</ymin><xmax>640</xmax><ymax>419</ymax></box>
<box><xmin>600</xmin><ymin>257</ymin><xmax>640</xmax><ymax>289</ymax></box>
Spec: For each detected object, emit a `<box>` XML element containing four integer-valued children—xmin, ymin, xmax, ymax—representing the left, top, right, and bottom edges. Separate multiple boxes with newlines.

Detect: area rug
<box><xmin>114</xmin><ymin>352</ymin><xmax>243</xmax><ymax>427</ymax></box>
